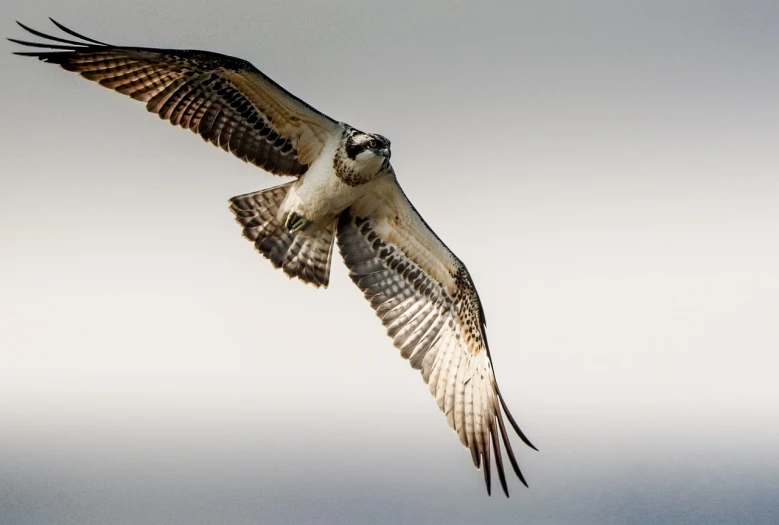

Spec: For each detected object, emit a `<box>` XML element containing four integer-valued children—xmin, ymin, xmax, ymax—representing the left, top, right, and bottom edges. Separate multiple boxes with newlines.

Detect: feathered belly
<box><xmin>280</xmin><ymin>168</ymin><xmax>368</xmax><ymax>225</ymax></box>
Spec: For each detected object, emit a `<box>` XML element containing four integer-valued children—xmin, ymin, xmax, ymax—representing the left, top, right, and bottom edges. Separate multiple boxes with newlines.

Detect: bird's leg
<box><xmin>285</xmin><ymin>211</ymin><xmax>313</xmax><ymax>234</ymax></box>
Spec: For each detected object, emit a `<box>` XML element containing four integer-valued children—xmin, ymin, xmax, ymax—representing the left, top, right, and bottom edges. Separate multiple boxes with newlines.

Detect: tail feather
<box><xmin>229</xmin><ymin>183</ymin><xmax>335</xmax><ymax>288</ymax></box>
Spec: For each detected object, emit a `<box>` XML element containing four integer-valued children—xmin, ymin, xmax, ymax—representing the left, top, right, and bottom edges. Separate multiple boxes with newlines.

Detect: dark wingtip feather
<box><xmin>15</xmin><ymin>20</ymin><xmax>90</xmax><ymax>46</ymax></box>
<box><xmin>497</xmin><ymin>410</ymin><xmax>529</xmax><ymax>488</ymax></box>
<box><xmin>48</xmin><ymin>18</ymin><xmax>109</xmax><ymax>46</ymax></box>
<box><xmin>11</xmin><ymin>19</ymin><xmax>109</xmax><ymax>61</ymax></box>
<box><xmin>496</xmin><ymin>383</ymin><xmax>538</xmax><ymax>451</ymax></box>
<box><xmin>7</xmin><ymin>38</ymin><xmax>79</xmax><ymax>50</ymax></box>
<box><xmin>491</xmin><ymin>423</ymin><xmax>509</xmax><ymax>497</ymax></box>
<box><xmin>483</xmin><ymin>439</ymin><xmax>492</xmax><ymax>496</ymax></box>
<box><xmin>11</xmin><ymin>50</ymin><xmax>71</xmax><ymax>64</ymax></box>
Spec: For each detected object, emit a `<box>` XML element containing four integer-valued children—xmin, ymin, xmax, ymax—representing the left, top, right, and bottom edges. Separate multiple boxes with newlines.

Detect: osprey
<box><xmin>11</xmin><ymin>19</ymin><xmax>536</xmax><ymax>496</ymax></box>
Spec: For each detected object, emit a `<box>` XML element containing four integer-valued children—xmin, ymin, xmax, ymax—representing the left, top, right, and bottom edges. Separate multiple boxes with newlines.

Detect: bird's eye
<box><xmin>368</xmin><ymin>139</ymin><xmax>377</xmax><ymax>149</ymax></box>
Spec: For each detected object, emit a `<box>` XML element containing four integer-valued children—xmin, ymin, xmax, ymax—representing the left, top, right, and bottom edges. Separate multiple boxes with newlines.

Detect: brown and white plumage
<box><xmin>338</xmin><ymin>177</ymin><xmax>536</xmax><ymax>496</ymax></box>
<box><xmin>10</xmin><ymin>19</ymin><xmax>536</xmax><ymax>496</ymax></box>
<box><xmin>10</xmin><ymin>19</ymin><xmax>339</xmax><ymax>176</ymax></box>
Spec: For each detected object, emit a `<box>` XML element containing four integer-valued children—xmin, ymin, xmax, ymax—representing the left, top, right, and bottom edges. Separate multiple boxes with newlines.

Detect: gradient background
<box><xmin>2</xmin><ymin>1</ymin><xmax>779</xmax><ymax>523</ymax></box>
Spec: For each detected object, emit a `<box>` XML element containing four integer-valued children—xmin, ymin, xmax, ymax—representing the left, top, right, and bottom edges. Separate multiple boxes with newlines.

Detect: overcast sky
<box><xmin>2</xmin><ymin>1</ymin><xmax>779</xmax><ymax>524</ymax></box>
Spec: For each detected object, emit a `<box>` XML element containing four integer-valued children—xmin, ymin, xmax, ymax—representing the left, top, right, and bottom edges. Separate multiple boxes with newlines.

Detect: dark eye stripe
<box><xmin>344</xmin><ymin>129</ymin><xmax>390</xmax><ymax>159</ymax></box>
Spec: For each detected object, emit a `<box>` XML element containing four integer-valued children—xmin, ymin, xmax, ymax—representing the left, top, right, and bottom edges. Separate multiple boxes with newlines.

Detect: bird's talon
<box><xmin>285</xmin><ymin>212</ymin><xmax>312</xmax><ymax>233</ymax></box>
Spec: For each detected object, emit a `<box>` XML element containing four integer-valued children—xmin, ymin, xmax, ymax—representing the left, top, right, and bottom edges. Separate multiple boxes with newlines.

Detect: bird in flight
<box><xmin>10</xmin><ymin>19</ymin><xmax>536</xmax><ymax>496</ymax></box>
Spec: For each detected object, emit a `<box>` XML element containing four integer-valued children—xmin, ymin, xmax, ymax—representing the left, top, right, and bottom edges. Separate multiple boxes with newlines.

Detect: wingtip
<box><xmin>495</xmin><ymin>382</ymin><xmax>538</xmax><ymax>451</ymax></box>
<box><xmin>491</xmin><ymin>421</ymin><xmax>510</xmax><ymax>497</ymax></box>
<box><xmin>483</xmin><ymin>454</ymin><xmax>492</xmax><ymax>497</ymax></box>
<box><xmin>47</xmin><ymin>17</ymin><xmax>109</xmax><ymax>46</ymax></box>
<box><xmin>16</xmin><ymin>20</ymin><xmax>35</xmax><ymax>33</ymax></box>
<box><xmin>518</xmin><ymin>427</ymin><xmax>539</xmax><ymax>452</ymax></box>
<box><xmin>495</xmin><ymin>405</ymin><xmax>532</xmax><ymax>489</ymax></box>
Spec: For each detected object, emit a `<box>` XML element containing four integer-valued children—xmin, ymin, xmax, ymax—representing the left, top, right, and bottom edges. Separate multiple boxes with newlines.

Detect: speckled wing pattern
<box><xmin>336</xmin><ymin>176</ymin><xmax>536</xmax><ymax>496</ymax></box>
<box><xmin>10</xmin><ymin>19</ymin><xmax>341</xmax><ymax>176</ymax></box>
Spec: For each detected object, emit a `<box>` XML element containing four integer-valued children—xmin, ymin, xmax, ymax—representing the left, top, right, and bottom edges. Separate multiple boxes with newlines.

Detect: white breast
<box><xmin>279</xmin><ymin>136</ymin><xmax>368</xmax><ymax>224</ymax></box>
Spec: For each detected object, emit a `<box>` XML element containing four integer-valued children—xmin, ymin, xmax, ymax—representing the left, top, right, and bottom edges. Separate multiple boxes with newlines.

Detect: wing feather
<box><xmin>10</xmin><ymin>19</ymin><xmax>343</xmax><ymax>177</ymax></box>
<box><xmin>336</xmin><ymin>175</ymin><xmax>535</xmax><ymax>496</ymax></box>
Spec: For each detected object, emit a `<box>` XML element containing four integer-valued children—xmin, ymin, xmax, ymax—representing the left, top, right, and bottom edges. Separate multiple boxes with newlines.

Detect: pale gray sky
<box><xmin>2</xmin><ymin>1</ymin><xmax>779</xmax><ymax>524</ymax></box>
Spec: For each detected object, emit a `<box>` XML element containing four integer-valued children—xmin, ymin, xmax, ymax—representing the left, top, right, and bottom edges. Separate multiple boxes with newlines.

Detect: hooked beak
<box><xmin>379</xmin><ymin>148</ymin><xmax>391</xmax><ymax>170</ymax></box>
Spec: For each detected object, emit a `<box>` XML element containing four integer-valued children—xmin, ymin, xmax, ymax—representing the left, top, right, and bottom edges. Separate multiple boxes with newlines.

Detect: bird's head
<box><xmin>344</xmin><ymin>128</ymin><xmax>392</xmax><ymax>175</ymax></box>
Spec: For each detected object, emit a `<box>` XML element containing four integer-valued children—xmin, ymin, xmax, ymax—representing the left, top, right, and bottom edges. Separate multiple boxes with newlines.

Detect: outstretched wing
<box><xmin>10</xmin><ymin>19</ymin><xmax>342</xmax><ymax>176</ymax></box>
<box><xmin>336</xmin><ymin>175</ymin><xmax>536</xmax><ymax>497</ymax></box>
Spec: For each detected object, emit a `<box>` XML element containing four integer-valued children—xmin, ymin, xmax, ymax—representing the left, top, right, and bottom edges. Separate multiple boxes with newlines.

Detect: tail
<box><xmin>229</xmin><ymin>183</ymin><xmax>336</xmax><ymax>288</ymax></box>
